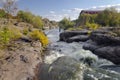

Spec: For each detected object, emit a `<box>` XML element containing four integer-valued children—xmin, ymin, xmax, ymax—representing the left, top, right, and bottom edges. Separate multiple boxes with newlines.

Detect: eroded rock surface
<box><xmin>83</xmin><ymin>27</ymin><xmax>120</xmax><ymax>65</ymax></box>
<box><xmin>59</xmin><ymin>30</ymin><xmax>89</xmax><ymax>42</ymax></box>
<box><xmin>0</xmin><ymin>39</ymin><xmax>42</xmax><ymax>80</ymax></box>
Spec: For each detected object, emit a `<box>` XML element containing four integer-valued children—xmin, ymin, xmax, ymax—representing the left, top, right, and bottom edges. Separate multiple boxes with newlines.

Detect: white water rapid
<box><xmin>44</xmin><ymin>29</ymin><xmax>113</xmax><ymax>67</ymax></box>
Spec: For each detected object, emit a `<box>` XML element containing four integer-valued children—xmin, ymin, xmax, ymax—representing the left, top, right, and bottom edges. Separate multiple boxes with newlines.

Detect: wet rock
<box><xmin>66</xmin><ymin>35</ymin><xmax>89</xmax><ymax>43</ymax></box>
<box><xmin>90</xmin><ymin>32</ymin><xmax>120</xmax><ymax>45</ymax></box>
<box><xmin>94</xmin><ymin>46</ymin><xmax>120</xmax><ymax>65</ymax></box>
<box><xmin>84</xmin><ymin>68</ymin><xmax>120</xmax><ymax>80</ymax></box>
<box><xmin>38</xmin><ymin>56</ymin><xmax>85</xmax><ymax>80</ymax></box>
<box><xmin>38</xmin><ymin>56</ymin><xmax>120</xmax><ymax>80</ymax></box>
<box><xmin>84</xmin><ymin>43</ymin><xmax>120</xmax><ymax>65</ymax></box>
<box><xmin>83</xmin><ymin>27</ymin><xmax>120</xmax><ymax>65</ymax></box>
<box><xmin>59</xmin><ymin>30</ymin><xmax>89</xmax><ymax>42</ymax></box>
<box><xmin>100</xmin><ymin>65</ymin><xmax>120</xmax><ymax>73</ymax></box>
<box><xmin>83</xmin><ymin>40</ymin><xmax>102</xmax><ymax>52</ymax></box>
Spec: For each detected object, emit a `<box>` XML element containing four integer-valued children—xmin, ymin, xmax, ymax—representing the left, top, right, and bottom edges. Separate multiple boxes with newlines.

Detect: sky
<box><xmin>1</xmin><ymin>0</ymin><xmax>120</xmax><ymax>21</ymax></box>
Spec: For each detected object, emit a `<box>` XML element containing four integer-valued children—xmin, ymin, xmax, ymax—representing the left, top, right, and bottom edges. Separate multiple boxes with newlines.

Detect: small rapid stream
<box><xmin>44</xmin><ymin>29</ymin><xmax>113</xmax><ymax>66</ymax></box>
<box><xmin>40</xmin><ymin>29</ymin><xmax>120</xmax><ymax>80</ymax></box>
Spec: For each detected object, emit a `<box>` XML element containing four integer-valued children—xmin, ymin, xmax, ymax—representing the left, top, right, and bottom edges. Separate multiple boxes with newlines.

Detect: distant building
<box><xmin>80</xmin><ymin>10</ymin><xmax>102</xmax><ymax>15</ymax></box>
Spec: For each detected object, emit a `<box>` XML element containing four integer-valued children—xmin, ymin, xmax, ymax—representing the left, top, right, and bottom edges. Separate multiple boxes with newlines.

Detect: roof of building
<box><xmin>80</xmin><ymin>10</ymin><xmax>102</xmax><ymax>15</ymax></box>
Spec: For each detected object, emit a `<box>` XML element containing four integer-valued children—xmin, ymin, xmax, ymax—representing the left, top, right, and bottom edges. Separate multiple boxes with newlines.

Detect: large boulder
<box><xmin>94</xmin><ymin>46</ymin><xmax>120</xmax><ymax>65</ymax></box>
<box><xmin>59</xmin><ymin>30</ymin><xmax>89</xmax><ymax>42</ymax></box>
<box><xmin>37</xmin><ymin>56</ymin><xmax>120</xmax><ymax>80</ymax></box>
<box><xmin>90</xmin><ymin>27</ymin><xmax>120</xmax><ymax>45</ymax></box>
<box><xmin>83</xmin><ymin>27</ymin><xmax>120</xmax><ymax>65</ymax></box>
<box><xmin>83</xmin><ymin>40</ymin><xmax>104</xmax><ymax>52</ymax></box>
<box><xmin>90</xmin><ymin>32</ymin><xmax>120</xmax><ymax>45</ymax></box>
<box><xmin>38</xmin><ymin>56</ymin><xmax>85</xmax><ymax>80</ymax></box>
<box><xmin>84</xmin><ymin>42</ymin><xmax>120</xmax><ymax>65</ymax></box>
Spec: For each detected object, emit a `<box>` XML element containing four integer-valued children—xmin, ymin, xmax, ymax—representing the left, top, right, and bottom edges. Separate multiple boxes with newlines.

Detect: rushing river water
<box><xmin>44</xmin><ymin>29</ymin><xmax>113</xmax><ymax>66</ymax></box>
<box><xmin>40</xmin><ymin>29</ymin><xmax>120</xmax><ymax>80</ymax></box>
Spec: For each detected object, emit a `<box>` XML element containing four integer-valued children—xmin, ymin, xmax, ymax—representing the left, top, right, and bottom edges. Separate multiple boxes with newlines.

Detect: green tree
<box><xmin>96</xmin><ymin>8</ymin><xmax>120</xmax><ymax>27</ymax></box>
<box><xmin>59</xmin><ymin>17</ymin><xmax>75</xmax><ymax>30</ymax></box>
<box><xmin>32</xmin><ymin>16</ymin><xmax>43</xmax><ymax>29</ymax></box>
<box><xmin>76</xmin><ymin>13</ymin><xmax>97</xmax><ymax>26</ymax></box>
<box><xmin>0</xmin><ymin>9</ymin><xmax>6</xmax><ymax>18</ymax></box>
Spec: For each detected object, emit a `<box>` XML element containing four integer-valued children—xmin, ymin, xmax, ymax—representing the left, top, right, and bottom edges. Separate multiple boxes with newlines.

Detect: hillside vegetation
<box><xmin>0</xmin><ymin>8</ymin><xmax>50</xmax><ymax>52</ymax></box>
<box><xmin>0</xmin><ymin>1</ymin><xmax>50</xmax><ymax>79</ymax></box>
<box><xmin>59</xmin><ymin>8</ymin><xmax>120</xmax><ymax>30</ymax></box>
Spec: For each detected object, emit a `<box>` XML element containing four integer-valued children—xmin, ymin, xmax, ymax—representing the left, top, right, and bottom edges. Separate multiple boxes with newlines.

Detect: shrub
<box><xmin>8</xmin><ymin>26</ymin><xmax>22</xmax><ymax>40</ymax></box>
<box><xmin>0</xmin><ymin>9</ymin><xmax>6</xmax><ymax>18</ymax></box>
<box><xmin>67</xmin><ymin>27</ymin><xmax>83</xmax><ymax>31</ymax></box>
<box><xmin>86</xmin><ymin>22</ymin><xmax>99</xmax><ymax>30</ymax></box>
<box><xmin>29</xmin><ymin>30</ymin><xmax>49</xmax><ymax>47</ymax></box>
<box><xmin>17</xmin><ymin>11</ymin><xmax>43</xmax><ymax>29</ymax></box>
<box><xmin>22</xmin><ymin>27</ymin><xmax>29</xmax><ymax>35</ymax></box>
<box><xmin>0</xmin><ymin>26</ymin><xmax>22</xmax><ymax>48</ymax></box>
<box><xmin>0</xmin><ymin>27</ymin><xmax>11</xmax><ymax>44</ymax></box>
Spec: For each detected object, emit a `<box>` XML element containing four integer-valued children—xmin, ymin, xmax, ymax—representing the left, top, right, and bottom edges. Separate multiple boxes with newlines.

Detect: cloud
<box><xmin>44</xmin><ymin>4</ymin><xmax>120</xmax><ymax>21</ymax></box>
<box><xmin>43</xmin><ymin>12</ymin><xmax>79</xmax><ymax>21</ymax></box>
<box><xmin>71</xmin><ymin>8</ymin><xmax>83</xmax><ymax>12</ymax></box>
<box><xmin>44</xmin><ymin>14</ymin><xmax>63</xmax><ymax>21</ymax></box>
<box><xmin>91</xmin><ymin>4</ymin><xmax>120</xmax><ymax>10</ymax></box>
<box><xmin>49</xmin><ymin>11</ymin><xmax>55</xmax><ymax>14</ymax></box>
<box><xmin>62</xmin><ymin>9</ymin><xmax>71</xmax><ymax>13</ymax></box>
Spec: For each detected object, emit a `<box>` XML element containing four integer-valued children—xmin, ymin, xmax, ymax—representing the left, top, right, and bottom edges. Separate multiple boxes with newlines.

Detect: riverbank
<box><xmin>0</xmin><ymin>19</ymin><xmax>49</xmax><ymax>80</ymax></box>
<box><xmin>0</xmin><ymin>39</ymin><xmax>43</xmax><ymax>80</ymax></box>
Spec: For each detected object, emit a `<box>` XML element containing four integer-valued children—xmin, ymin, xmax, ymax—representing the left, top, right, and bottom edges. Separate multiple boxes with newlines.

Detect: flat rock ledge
<box><xmin>0</xmin><ymin>39</ymin><xmax>43</xmax><ymax>80</ymax></box>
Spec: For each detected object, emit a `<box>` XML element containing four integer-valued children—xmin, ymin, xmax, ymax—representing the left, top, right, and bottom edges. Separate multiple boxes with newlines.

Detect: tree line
<box><xmin>59</xmin><ymin>8</ymin><xmax>120</xmax><ymax>30</ymax></box>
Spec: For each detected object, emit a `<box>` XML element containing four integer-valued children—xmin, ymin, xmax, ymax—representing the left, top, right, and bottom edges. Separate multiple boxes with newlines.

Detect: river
<box><xmin>44</xmin><ymin>29</ymin><xmax>113</xmax><ymax>66</ymax></box>
<box><xmin>40</xmin><ymin>28</ymin><xmax>120</xmax><ymax>80</ymax></box>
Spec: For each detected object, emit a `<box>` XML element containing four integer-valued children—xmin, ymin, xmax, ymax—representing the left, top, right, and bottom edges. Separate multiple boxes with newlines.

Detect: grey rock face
<box><xmin>90</xmin><ymin>32</ymin><xmax>120</xmax><ymax>45</ymax></box>
<box><xmin>83</xmin><ymin>28</ymin><xmax>120</xmax><ymax>65</ymax></box>
<box><xmin>94</xmin><ymin>46</ymin><xmax>120</xmax><ymax>65</ymax></box>
<box><xmin>59</xmin><ymin>31</ymin><xmax>89</xmax><ymax>42</ymax></box>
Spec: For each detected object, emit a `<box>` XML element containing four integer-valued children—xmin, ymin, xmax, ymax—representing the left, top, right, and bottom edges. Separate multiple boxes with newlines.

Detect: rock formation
<box><xmin>83</xmin><ymin>27</ymin><xmax>120</xmax><ymax>65</ymax></box>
